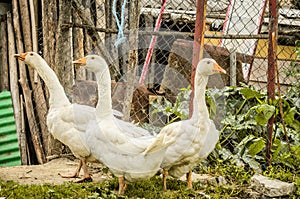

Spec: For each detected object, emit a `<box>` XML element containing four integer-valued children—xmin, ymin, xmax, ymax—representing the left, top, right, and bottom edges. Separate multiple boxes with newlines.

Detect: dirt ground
<box><xmin>0</xmin><ymin>158</ymin><xmax>112</xmax><ymax>185</ymax></box>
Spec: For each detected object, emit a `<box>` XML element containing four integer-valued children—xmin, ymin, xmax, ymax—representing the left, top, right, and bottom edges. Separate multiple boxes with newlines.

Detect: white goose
<box><xmin>15</xmin><ymin>52</ymin><xmax>103</xmax><ymax>182</ymax></box>
<box><xmin>144</xmin><ymin>58</ymin><xmax>226</xmax><ymax>190</ymax></box>
<box><xmin>73</xmin><ymin>55</ymin><xmax>172</xmax><ymax>194</ymax></box>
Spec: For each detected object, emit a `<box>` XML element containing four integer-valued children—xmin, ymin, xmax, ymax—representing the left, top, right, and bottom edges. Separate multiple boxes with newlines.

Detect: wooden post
<box><xmin>143</xmin><ymin>14</ymin><xmax>155</xmax><ymax>87</ymax></box>
<box><xmin>230</xmin><ymin>48</ymin><xmax>237</xmax><ymax>86</ymax></box>
<box><xmin>121</xmin><ymin>0</ymin><xmax>141</xmax><ymax>121</ymax></box>
<box><xmin>105</xmin><ymin>0</ymin><xmax>120</xmax><ymax>79</ymax></box>
<box><xmin>83</xmin><ymin>0</ymin><xmax>94</xmax><ymax>80</ymax></box>
<box><xmin>266</xmin><ymin>0</ymin><xmax>278</xmax><ymax>166</ymax></box>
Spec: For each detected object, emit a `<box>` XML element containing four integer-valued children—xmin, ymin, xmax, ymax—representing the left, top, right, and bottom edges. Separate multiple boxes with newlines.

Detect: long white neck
<box><xmin>190</xmin><ymin>72</ymin><xmax>209</xmax><ymax>122</ymax></box>
<box><xmin>95</xmin><ymin>65</ymin><xmax>113</xmax><ymax>119</ymax></box>
<box><xmin>29</xmin><ymin>58</ymin><xmax>70</xmax><ymax>108</ymax></box>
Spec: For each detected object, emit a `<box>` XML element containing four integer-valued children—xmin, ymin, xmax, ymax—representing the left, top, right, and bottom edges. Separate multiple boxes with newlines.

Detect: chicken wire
<box><xmin>24</xmin><ymin>0</ymin><xmax>299</xmax><ymax>164</ymax></box>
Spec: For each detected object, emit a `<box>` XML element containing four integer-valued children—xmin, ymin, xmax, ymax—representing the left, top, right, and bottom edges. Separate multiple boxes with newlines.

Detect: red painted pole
<box><xmin>190</xmin><ymin>0</ymin><xmax>207</xmax><ymax>117</ymax></box>
<box><xmin>266</xmin><ymin>0</ymin><xmax>278</xmax><ymax>166</ymax></box>
<box><xmin>139</xmin><ymin>0</ymin><xmax>168</xmax><ymax>85</ymax></box>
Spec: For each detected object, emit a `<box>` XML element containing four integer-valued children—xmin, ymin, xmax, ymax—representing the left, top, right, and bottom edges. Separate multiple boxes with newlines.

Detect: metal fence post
<box><xmin>190</xmin><ymin>0</ymin><xmax>207</xmax><ymax>117</ymax></box>
<box><xmin>266</xmin><ymin>0</ymin><xmax>278</xmax><ymax>166</ymax></box>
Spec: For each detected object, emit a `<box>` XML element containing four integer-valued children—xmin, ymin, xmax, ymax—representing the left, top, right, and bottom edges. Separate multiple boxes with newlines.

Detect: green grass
<box><xmin>0</xmin><ymin>164</ymin><xmax>299</xmax><ymax>198</ymax></box>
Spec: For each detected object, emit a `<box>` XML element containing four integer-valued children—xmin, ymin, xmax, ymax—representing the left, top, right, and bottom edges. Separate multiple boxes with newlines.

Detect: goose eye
<box><xmin>30</xmin><ymin>53</ymin><xmax>34</xmax><ymax>56</ymax></box>
<box><xmin>207</xmin><ymin>61</ymin><xmax>210</xmax><ymax>64</ymax></box>
<box><xmin>91</xmin><ymin>57</ymin><xmax>95</xmax><ymax>60</ymax></box>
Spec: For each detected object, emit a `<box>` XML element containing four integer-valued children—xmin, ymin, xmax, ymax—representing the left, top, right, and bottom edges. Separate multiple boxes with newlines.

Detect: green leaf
<box><xmin>247</xmin><ymin>138</ymin><xmax>265</xmax><ymax>157</ymax></box>
<box><xmin>235</xmin><ymin>135</ymin><xmax>256</xmax><ymax>155</ymax></box>
<box><xmin>271</xmin><ymin>138</ymin><xmax>282</xmax><ymax>160</ymax></box>
<box><xmin>242</xmin><ymin>156</ymin><xmax>262</xmax><ymax>172</ymax></box>
<box><xmin>239</xmin><ymin>87</ymin><xmax>263</xmax><ymax>100</ymax></box>
<box><xmin>246</xmin><ymin>104</ymin><xmax>275</xmax><ymax>125</ymax></box>
<box><xmin>284</xmin><ymin>107</ymin><xmax>300</xmax><ymax>132</ymax></box>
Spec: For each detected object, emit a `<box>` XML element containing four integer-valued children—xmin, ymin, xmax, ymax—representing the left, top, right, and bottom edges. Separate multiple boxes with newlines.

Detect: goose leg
<box><xmin>73</xmin><ymin>159</ymin><xmax>92</xmax><ymax>183</ymax></box>
<box><xmin>186</xmin><ymin>170</ymin><xmax>193</xmax><ymax>189</ymax></box>
<box><xmin>59</xmin><ymin>159</ymin><xmax>82</xmax><ymax>178</ymax></box>
<box><xmin>118</xmin><ymin>176</ymin><xmax>125</xmax><ymax>195</ymax></box>
<box><xmin>163</xmin><ymin>169</ymin><xmax>168</xmax><ymax>190</ymax></box>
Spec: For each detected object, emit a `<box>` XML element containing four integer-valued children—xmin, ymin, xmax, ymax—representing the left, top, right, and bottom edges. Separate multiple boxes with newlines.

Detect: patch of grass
<box><xmin>0</xmin><ymin>164</ymin><xmax>299</xmax><ymax>198</ymax></box>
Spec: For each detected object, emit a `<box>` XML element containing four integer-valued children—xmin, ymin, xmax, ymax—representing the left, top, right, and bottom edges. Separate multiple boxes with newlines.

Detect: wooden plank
<box><xmin>72</xmin><ymin>11</ymin><xmax>86</xmax><ymax>80</ymax></box>
<box><xmin>29</xmin><ymin>0</ymin><xmax>38</xmax><ymax>82</ymax></box>
<box><xmin>41</xmin><ymin>0</ymin><xmax>63</xmax><ymax>157</ymax></box>
<box><xmin>12</xmin><ymin>0</ymin><xmax>46</xmax><ymax>164</ymax></box>
<box><xmin>6</xmin><ymin>11</ymin><xmax>24</xmax><ymax>164</ymax></box>
<box><xmin>0</xmin><ymin>15</ymin><xmax>9</xmax><ymax>91</ymax></box>
<box><xmin>55</xmin><ymin>0</ymin><xmax>73</xmax><ymax>94</ymax></box>
<box><xmin>95</xmin><ymin>0</ymin><xmax>106</xmax><ymax>42</ymax></box>
<box><xmin>18</xmin><ymin>0</ymin><xmax>33</xmax><ymax>52</ymax></box>
<box><xmin>25</xmin><ymin>0</ymin><xmax>50</xmax><ymax>158</ymax></box>
<box><xmin>19</xmin><ymin>94</ymin><xmax>28</xmax><ymax>165</ymax></box>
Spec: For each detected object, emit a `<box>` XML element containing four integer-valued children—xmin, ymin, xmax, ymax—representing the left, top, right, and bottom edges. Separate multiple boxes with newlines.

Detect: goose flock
<box><xmin>15</xmin><ymin>52</ymin><xmax>226</xmax><ymax>194</ymax></box>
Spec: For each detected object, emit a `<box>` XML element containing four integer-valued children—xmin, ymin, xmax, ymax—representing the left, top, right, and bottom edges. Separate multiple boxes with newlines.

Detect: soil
<box><xmin>0</xmin><ymin>158</ymin><xmax>112</xmax><ymax>185</ymax></box>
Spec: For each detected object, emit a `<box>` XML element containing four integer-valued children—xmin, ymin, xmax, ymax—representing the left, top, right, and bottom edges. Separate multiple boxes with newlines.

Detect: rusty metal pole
<box><xmin>190</xmin><ymin>0</ymin><xmax>207</xmax><ymax>117</ymax></box>
<box><xmin>266</xmin><ymin>0</ymin><xmax>278</xmax><ymax>166</ymax></box>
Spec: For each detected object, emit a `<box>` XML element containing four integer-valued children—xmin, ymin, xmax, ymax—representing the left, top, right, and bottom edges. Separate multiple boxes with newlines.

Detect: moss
<box><xmin>0</xmin><ymin>164</ymin><xmax>299</xmax><ymax>198</ymax></box>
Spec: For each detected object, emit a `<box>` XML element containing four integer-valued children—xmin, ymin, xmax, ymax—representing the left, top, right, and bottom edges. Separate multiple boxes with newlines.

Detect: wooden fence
<box><xmin>0</xmin><ymin>0</ymin><xmax>134</xmax><ymax>165</ymax></box>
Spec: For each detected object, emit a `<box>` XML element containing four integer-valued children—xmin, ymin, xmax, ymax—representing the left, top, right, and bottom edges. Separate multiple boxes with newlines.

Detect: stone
<box><xmin>179</xmin><ymin>172</ymin><xmax>227</xmax><ymax>185</ymax></box>
<box><xmin>250</xmin><ymin>174</ymin><xmax>295</xmax><ymax>197</ymax></box>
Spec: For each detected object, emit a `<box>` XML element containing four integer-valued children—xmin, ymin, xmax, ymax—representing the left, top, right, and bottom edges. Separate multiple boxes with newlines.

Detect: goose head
<box><xmin>196</xmin><ymin>58</ymin><xmax>226</xmax><ymax>76</ymax></box>
<box><xmin>73</xmin><ymin>55</ymin><xmax>107</xmax><ymax>73</ymax></box>
<box><xmin>14</xmin><ymin>52</ymin><xmax>41</xmax><ymax>68</ymax></box>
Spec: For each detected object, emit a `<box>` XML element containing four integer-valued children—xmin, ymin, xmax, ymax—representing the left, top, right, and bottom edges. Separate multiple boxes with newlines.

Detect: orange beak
<box><xmin>213</xmin><ymin>63</ymin><xmax>227</xmax><ymax>74</ymax></box>
<box><xmin>73</xmin><ymin>57</ymin><xmax>87</xmax><ymax>66</ymax></box>
<box><xmin>14</xmin><ymin>52</ymin><xmax>28</xmax><ymax>61</ymax></box>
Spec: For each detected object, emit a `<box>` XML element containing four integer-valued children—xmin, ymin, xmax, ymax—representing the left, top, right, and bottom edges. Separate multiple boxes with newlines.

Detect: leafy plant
<box><xmin>283</xmin><ymin>40</ymin><xmax>300</xmax><ymax>107</ymax></box>
<box><xmin>151</xmin><ymin>83</ymin><xmax>300</xmax><ymax>172</ymax></box>
<box><xmin>150</xmin><ymin>86</ymin><xmax>191</xmax><ymax>124</ymax></box>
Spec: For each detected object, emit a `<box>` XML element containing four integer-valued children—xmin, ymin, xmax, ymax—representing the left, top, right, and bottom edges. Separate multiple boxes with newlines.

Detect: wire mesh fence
<box><xmin>0</xmin><ymin>0</ymin><xmax>299</xmax><ymax>170</ymax></box>
<box><xmin>45</xmin><ymin>0</ymin><xmax>300</xmax><ymax>170</ymax></box>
